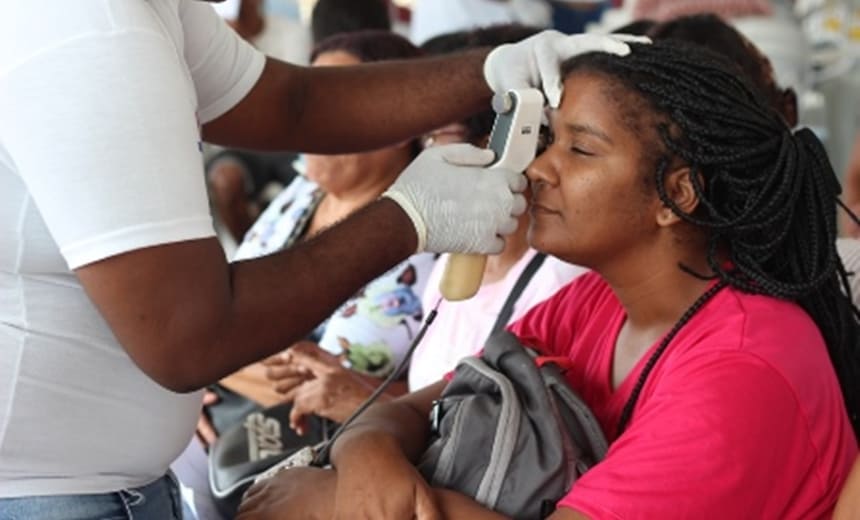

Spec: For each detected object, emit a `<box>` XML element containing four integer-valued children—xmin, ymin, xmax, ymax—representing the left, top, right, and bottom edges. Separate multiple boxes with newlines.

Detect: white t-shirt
<box><xmin>0</xmin><ymin>0</ymin><xmax>264</xmax><ymax>497</ymax></box>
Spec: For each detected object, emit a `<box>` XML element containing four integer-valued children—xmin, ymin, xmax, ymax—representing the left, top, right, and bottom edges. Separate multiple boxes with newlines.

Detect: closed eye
<box><xmin>571</xmin><ymin>147</ymin><xmax>594</xmax><ymax>156</ymax></box>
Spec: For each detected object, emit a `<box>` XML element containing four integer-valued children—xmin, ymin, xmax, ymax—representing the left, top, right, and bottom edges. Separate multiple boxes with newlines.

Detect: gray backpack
<box><xmin>417</xmin><ymin>330</ymin><xmax>608</xmax><ymax>519</ymax></box>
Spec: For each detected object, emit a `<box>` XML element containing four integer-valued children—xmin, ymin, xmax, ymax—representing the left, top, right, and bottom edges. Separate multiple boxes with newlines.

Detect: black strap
<box><xmin>488</xmin><ymin>252</ymin><xmax>548</xmax><ymax>338</ymax></box>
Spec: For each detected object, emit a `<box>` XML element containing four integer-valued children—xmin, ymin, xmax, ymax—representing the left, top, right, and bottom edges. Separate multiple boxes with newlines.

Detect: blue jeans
<box><xmin>0</xmin><ymin>473</ymin><xmax>188</xmax><ymax>520</ymax></box>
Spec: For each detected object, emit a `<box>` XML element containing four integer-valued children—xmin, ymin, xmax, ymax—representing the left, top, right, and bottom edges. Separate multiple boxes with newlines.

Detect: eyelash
<box><xmin>538</xmin><ymin>127</ymin><xmax>594</xmax><ymax>157</ymax></box>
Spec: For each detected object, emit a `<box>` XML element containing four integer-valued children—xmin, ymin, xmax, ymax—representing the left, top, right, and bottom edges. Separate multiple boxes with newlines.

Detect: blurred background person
<box><xmin>207</xmin><ymin>0</ymin><xmax>393</xmax><ymax>249</ymax></box>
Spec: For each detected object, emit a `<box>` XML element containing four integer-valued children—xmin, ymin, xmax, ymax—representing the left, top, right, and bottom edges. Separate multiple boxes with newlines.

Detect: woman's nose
<box><xmin>526</xmin><ymin>149</ymin><xmax>555</xmax><ymax>186</ymax></box>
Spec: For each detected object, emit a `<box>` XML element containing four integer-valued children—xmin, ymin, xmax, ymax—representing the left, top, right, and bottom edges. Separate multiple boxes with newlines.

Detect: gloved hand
<box><xmin>383</xmin><ymin>143</ymin><xmax>527</xmax><ymax>255</ymax></box>
<box><xmin>483</xmin><ymin>30</ymin><xmax>650</xmax><ymax>108</ymax></box>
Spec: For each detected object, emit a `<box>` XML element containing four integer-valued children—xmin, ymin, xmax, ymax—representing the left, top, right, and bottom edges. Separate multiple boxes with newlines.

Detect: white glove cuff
<box><xmin>381</xmin><ymin>190</ymin><xmax>427</xmax><ymax>253</ymax></box>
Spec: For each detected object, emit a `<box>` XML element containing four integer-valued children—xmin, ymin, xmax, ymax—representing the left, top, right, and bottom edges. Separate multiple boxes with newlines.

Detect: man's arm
<box><xmin>76</xmin><ymin>199</ymin><xmax>416</xmax><ymax>393</ymax></box>
<box><xmin>201</xmin><ymin>51</ymin><xmax>491</xmax><ymax>154</ymax></box>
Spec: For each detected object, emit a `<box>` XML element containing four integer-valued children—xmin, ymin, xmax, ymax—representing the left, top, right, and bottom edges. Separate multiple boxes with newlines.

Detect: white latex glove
<box><xmin>383</xmin><ymin>143</ymin><xmax>527</xmax><ymax>255</ymax></box>
<box><xmin>483</xmin><ymin>30</ymin><xmax>651</xmax><ymax>108</ymax></box>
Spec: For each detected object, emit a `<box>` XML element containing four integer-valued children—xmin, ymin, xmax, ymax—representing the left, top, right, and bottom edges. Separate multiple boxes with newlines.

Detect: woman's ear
<box><xmin>656</xmin><ymin>166</ymin><xmax>700</xmax><ymax>227</ymax></box>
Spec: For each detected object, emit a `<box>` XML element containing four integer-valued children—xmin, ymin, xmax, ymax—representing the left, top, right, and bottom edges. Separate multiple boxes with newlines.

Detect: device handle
<box><xmin>439</xmin><ymin>89</ymin><xmax>543</xmax><ymax>301</ymax></box>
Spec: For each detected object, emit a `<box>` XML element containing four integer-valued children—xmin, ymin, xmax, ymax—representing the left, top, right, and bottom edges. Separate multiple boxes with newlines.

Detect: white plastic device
<box><xmin>439</xmin><ymin>88</ymin><xmax>545</xmax><ymax>301</ymax></box>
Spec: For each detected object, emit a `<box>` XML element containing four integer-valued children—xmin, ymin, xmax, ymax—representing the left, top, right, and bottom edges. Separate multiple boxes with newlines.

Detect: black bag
<box><xmin>417</xmin><ymin>330</ymin><xmax>608</xmax><ymax>520</ymax></box>
<box><xmin>204</xmin><ymin>384</ymin><xmax>262</xmax><ymax>436</ymax></box>
<box><xmin>207</xmin><ymin>401</ymin><xmax>333</xmax><ymax>518</ymax></box>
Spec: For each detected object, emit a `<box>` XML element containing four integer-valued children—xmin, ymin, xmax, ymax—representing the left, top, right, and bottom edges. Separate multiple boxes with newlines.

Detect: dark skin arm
<box><xmin>77</xmin><ymin>200</ymin><xmax>416</xmax><ymax>392</ymax></box>
<box><xmin>202</xmin><ymin>52</ymin><xmax>491</xmax><ymax>153</ymax></box>
<box><xmin>77</xmin><ymin>48</ymin><xmax>495</xmax><ymax>393</ymax></box>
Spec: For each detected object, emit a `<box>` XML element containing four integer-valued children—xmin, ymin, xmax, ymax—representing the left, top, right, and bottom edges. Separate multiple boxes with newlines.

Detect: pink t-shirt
<box><xmin>510</xmin><ymin>272</ymin><xmax>857</xmax><ymax>519</ymax></box>
<box><xmin>408</xmin><ymin>249</ymin><xmax>586</xmax><ymax>391</ymax></box>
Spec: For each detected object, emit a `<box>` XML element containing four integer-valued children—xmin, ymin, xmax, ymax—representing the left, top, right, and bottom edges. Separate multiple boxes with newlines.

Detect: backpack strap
<box><xmin>488</xmin><ymin>252</ymin><xmax>548</xmax><ymax>338</ymax></box>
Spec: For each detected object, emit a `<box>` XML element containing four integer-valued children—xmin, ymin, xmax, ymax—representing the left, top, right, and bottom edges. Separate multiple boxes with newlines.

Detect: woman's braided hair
<box><xmin>560</xmin><ymin>41</ymin><xmax>860</xmax><ymax>439</ymax></box>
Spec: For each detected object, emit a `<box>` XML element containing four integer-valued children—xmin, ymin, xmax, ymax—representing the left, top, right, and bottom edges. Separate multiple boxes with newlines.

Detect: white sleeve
<box><xmin>179</xmin><ymin>0</ymin><xmax>266</xmax><ymax>124</ymax></box>
<box><xmin>1</xmin><ymin>30</ymin><xmax>215</xmax><ymax>269</ymax></box>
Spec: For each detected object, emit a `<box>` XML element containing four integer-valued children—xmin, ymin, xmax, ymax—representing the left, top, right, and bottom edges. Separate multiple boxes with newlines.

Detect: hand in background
<box><xmin>262</xmin><ymin>341</ymin><xmax>328</xmax><ymax>395</ymax></box>
<box><xmin>196</xmin><ymin>389</ymin><xmax>220</xmax><ymax>448</ymax></box>
<box><xmin>284</xmin><ymin>346</ymin><xmax>375</xmax><ymax>433</ymax></box>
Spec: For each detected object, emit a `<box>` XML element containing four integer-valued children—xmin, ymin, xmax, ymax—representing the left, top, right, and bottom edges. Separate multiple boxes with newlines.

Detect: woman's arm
<box><xmin>331</xmin><ymin>380</ymin><xmax>445</xmax><ymax>464</ymax></box>
<box><xmin>324</xmin><ymin>381</ymin><xmax>448</xmax><ymax>519</ymax></box>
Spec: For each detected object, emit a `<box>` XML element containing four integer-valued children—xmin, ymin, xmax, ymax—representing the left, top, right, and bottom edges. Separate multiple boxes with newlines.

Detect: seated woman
<box><xmin>238</xmin><ymin>40</ymin><xmax>860</xmax><ymax>519</ymax></box>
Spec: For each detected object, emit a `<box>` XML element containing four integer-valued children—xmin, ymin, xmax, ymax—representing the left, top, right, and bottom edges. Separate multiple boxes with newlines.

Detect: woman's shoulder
<box><xmin>667</xmin><ymin>287</ymin><xmax>833</xmax><ymax>397</ymax></box>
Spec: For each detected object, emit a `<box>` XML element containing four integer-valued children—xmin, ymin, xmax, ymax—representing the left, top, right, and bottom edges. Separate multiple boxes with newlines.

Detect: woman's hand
<box><xmin>332</xmin><ymin>431</ymin><xmax>442</xmax><ymax>520</ymax></box>
<box><xmin>286</xmin><ymin>348</ymin><xmax>375</xmax><ymax>432</ymax></box>
<box><xmin>263</xmin><ymin>341</ymin><xmax>336</xmax><ymax>395</ymax></box>
<box><xmin>195</xmin><ymin>389</ymin><xmax>220</xmax><ymax>448</ymax></box>
<box><xmin>236</xmin><ymin>467</ymin><xmax>337</xmax><ymax>520</ymax></box>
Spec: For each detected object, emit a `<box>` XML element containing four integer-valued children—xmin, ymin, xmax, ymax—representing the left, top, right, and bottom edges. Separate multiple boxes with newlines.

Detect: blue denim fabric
<box><xmin>550</xmin><ymin>1</ymin><xmax>608</xmax><ymax>35</ymax></box>
<box><xmin>0</xmin><ymin>473</ymin><xmax>187</xmax><ymax>520</ymax></box>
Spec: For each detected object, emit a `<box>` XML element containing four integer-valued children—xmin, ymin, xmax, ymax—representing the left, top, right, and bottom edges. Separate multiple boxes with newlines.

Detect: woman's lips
<box><xmin>530</xmin><ymin>203</ymin><xmax>558</xmax><ymax>216</ymax></box>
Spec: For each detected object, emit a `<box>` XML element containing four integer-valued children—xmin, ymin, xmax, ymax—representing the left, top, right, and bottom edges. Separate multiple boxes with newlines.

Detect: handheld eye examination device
<box><xmin>439</xmin><ymin>88</ymin><xmax>545</xmax><ymax>301</ymax></box>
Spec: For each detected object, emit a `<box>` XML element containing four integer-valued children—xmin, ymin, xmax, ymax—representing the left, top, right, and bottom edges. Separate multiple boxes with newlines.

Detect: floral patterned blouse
<box><xmin>234</xmin><ymin>176</ymin><xmax>437</xmax><ymax>377</ymax></box>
